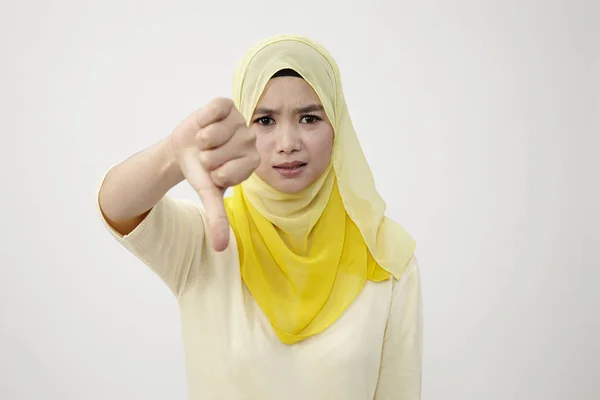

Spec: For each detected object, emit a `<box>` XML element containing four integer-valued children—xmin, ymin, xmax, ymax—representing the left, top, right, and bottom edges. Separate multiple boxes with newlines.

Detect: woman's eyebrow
<box><xmin>295</xmin><ymin>104</ymin><xmax>324</xmax><ymax>114</ymax></box>
<box><xmin>253</xmin><ymin>104</ymin><xmax>325</xmax><ymax>116</ymax></box>
<box><xmin>253</xmin><ymin>107</ymin><xmax>278</xmax><ymax>115</ymax></box>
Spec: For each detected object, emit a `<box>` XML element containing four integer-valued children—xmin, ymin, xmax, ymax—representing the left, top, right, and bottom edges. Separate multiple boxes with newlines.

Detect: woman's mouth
<box><xmin>273</xmin><ymin>162</ymin><xmax>307</xmax><ymax>178</ymax></box>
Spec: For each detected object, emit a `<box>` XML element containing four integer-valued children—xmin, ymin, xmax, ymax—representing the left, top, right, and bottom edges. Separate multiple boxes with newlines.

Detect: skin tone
<box><xmin>169</xmin><ymin>77</ymin><xmax>333</xmax><ymax>251</ymax></box>
<box><xmin>171</xmin><ymin>97</ymin><xmax>258</xmax><ymax>251</ymax></box>
<box><xmin>101</xmin><ymin>75</ymin><xmax>334</xmax><ymax>253</ymax></box>
<box><xmin>250</xmin><ymin>76</ymin><xmax>334</xmax><ymax>194</ymax></box>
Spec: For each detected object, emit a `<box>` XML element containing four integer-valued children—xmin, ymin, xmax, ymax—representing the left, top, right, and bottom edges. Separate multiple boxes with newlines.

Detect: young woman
<box><xmin>97</xmin><ymin>34</ymin><xmax>422</xmax><ymax>400</ymax></box>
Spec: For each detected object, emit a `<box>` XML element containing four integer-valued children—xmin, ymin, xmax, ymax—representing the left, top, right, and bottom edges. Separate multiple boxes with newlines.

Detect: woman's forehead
<box><xmin>257</xmin><ymin>77</ymin><xmax>322</xmax><ymax>105</ymax></box>
<box><xmin>234</xmin><ymin>39</ymin><xmax>338</xmax><ymax>126</ymax></box>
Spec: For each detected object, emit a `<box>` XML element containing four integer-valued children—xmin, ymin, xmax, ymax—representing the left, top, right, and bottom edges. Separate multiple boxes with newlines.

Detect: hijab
<box><xmin>224</xmin><ymin>34</ymin><xmax>416</xmax><ymax>344</ymax></box>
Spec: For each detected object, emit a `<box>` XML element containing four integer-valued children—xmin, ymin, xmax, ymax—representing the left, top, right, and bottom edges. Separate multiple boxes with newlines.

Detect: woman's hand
<box><xmin>170</xmin><ymin>97</ymin><xmax>259</xmax><ymax>252</ymax></box>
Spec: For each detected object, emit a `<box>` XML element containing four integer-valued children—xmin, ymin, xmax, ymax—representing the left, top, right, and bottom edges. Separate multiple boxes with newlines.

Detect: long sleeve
<box><xmin>96</xmin><ymin>174</ymin><xmax>208</xmax><ymax>297</ymax></box>
<box><xmin>374</xmin><ymin>256</ymin><xmax>423</xmax><ymax>400</ymax></box>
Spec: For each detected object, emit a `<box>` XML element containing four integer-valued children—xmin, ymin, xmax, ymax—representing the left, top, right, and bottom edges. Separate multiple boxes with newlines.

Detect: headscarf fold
<box><xmin>224</xmin><ymin>34</ymin><xmax>416</xmax><ymax>344</ymax></box>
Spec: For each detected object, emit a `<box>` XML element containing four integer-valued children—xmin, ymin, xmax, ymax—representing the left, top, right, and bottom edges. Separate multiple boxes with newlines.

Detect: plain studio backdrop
<box><xmin>1</xmin><ymin>0</ymin><xmax>598</xmax><ymax>399</ymax></box>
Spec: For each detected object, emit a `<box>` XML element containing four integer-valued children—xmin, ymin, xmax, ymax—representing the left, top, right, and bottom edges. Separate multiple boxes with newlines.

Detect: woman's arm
<box><xmin>98</xmin><ymin>136</ymin><xmax>184</xmax><ymax>236</ymax></box>
<box><xmin>96</xmin><ymin>98</ymin><xmax>258</xmax><ymax>296</ymax></box>
<box><xmin>374</xmin><ymin>256</ymin><xmax>423</xmax><ymax>400</ymax></box>
<box><xmin>97</xmin><ymin>136</ymin><xmax>207</xmax><ymax>297</ymax></box>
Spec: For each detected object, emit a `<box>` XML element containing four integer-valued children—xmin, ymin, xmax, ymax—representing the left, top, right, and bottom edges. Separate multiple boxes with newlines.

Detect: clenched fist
<box><xmin>170</xmin><ymin>97</ymin><xmax>259</xmax><ymax>252</ymax></box>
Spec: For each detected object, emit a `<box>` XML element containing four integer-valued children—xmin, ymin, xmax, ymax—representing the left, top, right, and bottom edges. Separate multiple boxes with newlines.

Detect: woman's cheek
<box><xmin>309</xmin><ymin>127</ymin><xmax>334</xmax><ymax>163</ymax></box>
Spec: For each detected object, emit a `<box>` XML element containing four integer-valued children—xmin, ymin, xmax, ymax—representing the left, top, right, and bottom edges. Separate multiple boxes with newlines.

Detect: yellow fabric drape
<box><xmin>224</xmin><ymin>34</ymin><xmax>416</xmax><ymax>344</ymax></box>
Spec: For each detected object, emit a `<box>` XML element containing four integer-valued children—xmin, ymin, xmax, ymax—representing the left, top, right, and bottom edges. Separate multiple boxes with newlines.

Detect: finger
<box><xmin>198</xmin><ymin>185</ymin><xmax>230</xmax><ymax>252</ymax></box>
<box><xmin>196</xmin><ymin>107</ymin><xmax>248</xmax><ymax>150</ymax></box>
<box><xmin>199</xmin><ymin>129</ymin><xmax>255</xmax><ymax>171</ymax></box>
<box><xmin>194</xmin><ymin>97</ymin><xmax>234</xmax><ymax>130</ymax></box>
<box><xmin>210</xmin><ymin>155</ymin><xmax>260</xmax><ymax>188</ymax></box>
<box><xmin>179</xmin><ymin>149</ymin><xmax>230</xmax><ymax>252</ymax></box>
<box><xmin>196</xmin><ymin>123</ymin><xmax>234</xmax><ymax>151</ymax></box>
<box><xmin>171</xmin><ymin>99</ymin><xmax>237</xmax><ymax>151</ymax></box>
<box><xmin>172</xmin><ymin>100</ymin><xmax>230</xmax><ymax>146</ymax></box>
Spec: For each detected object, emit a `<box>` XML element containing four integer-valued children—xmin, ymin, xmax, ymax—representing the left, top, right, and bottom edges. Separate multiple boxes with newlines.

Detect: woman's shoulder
<box><xmin>391</xmin><ymin>254</ymin><xmax>420</xmax><ymax>291</ymax></box>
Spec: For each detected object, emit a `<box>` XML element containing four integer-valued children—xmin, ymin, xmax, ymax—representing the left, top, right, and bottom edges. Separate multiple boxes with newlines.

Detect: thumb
<box><xmin>179</xmin><ymin>148</ymin><xmax>230</xmax><ymax>252</ymax></box>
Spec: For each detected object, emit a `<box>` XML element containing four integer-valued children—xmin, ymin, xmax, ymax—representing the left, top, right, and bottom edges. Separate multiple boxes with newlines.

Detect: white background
<box><xmin>1</xmin><ymin>0</ymin><xmax>598</xmax><ymax>399</ymax></box>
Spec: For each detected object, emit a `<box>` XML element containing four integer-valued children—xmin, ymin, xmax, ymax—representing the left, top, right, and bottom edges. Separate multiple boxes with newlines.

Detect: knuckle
<box><xmin>198</xmin><ymin>152</ymin><xmax>211</xmax><ymax>169</ymax></box>
<box><xmin>197</xmin><ymin>124</ymin><xmax>220</xmax><ymax>149</ymax></box>
<box><xmin>213</xmin><ymin>97</ymin><xmax>233</xmax><ymax>111</ymax></box>
<box><xmin>212</xmin><ymin>169</ymin><xmax>229</xmax><ymax>188</ymax></box>
<box><xmin>197</xmin><ymin>131</ymin><xmax>211</xmax><ymax>149</ymax></box>
<box><xmin>198</xmin><ymin>98</ymin><xmax>234</xmax><ymax>128</ymax></box>
<box><xmin>215</xmin><ymin>96</ymin><xmax>232</xmax><ymax>105</ymax></box>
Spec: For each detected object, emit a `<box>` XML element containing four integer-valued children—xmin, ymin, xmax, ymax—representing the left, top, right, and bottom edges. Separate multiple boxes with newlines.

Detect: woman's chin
<box><xmin>268</xmin><ymin>175</ymin><xmax>310</xmax><ymax>194</ymax></box>
<box><xmin>256</xmin><ymin>168</ymin><xmax>313</xmax><ymax>194</ymax></box>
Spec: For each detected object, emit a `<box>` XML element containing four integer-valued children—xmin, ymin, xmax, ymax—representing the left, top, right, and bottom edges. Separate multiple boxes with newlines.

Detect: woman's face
<box><xmin>250</xmin><ymin>77</ymin><xmax>334</xmax><ymax>194</ymax></box>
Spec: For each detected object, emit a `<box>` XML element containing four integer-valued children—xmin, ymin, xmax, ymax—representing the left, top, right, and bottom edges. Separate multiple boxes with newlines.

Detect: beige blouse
<box><xmin>98</xmin><ymin>194</ymin><xmax>423</xmax><ymax>400</ymax></box>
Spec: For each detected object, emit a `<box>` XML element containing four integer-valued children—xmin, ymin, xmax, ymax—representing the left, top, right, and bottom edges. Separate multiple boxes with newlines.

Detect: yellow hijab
<box><xmin>224</xmin><ymin>34</ymin><xmax>416</xmax><ymax>344</ymax></box>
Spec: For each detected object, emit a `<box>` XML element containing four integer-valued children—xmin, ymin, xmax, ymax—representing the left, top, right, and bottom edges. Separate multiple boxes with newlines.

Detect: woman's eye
<box><xmin>300</xmin><ymin>115</ymin><xmax>321</xmax><ymax>124</ymax></box>
<box><xmin>255</xmin><ymin>117</ymin><xmax>274</xmax><ymax>126</ymax></box>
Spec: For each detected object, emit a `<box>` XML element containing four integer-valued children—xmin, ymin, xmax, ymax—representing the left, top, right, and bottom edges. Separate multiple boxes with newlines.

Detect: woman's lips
<box><xmin>273</xmin><ymin>162</ymin><xmax>307</xmax><ymax>178</ymax></box>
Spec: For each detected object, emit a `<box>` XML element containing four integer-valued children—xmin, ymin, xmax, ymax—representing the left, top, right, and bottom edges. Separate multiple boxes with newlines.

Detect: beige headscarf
<box><xmin>232</xmin><ymin>34</ymin><xmax>416</xmax><ymax>278</ymax></box>
<box><xmin>224</xmin><ymin>34</ymin><xmax>416</xmax><ymax>344</ymax></box>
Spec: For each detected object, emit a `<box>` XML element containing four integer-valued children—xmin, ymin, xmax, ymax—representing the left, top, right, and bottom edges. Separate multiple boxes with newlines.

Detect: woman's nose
<box><xmin>278</xmin><ymin>124</ymin><xmax>302</xmax><ymax>154</ymax></box>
